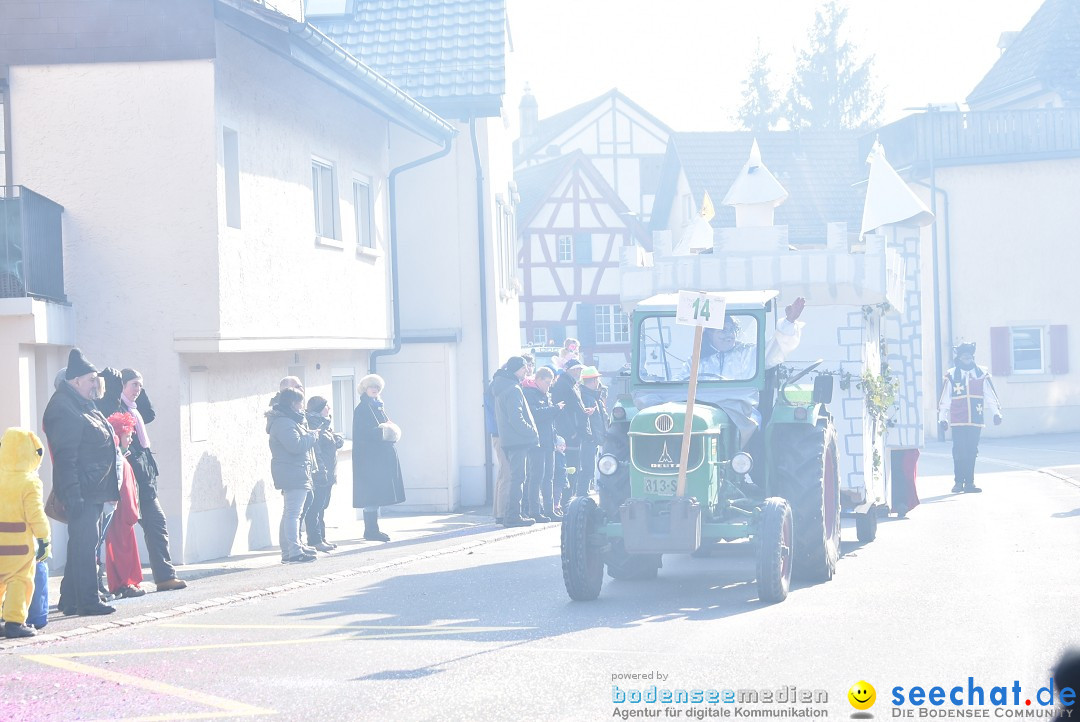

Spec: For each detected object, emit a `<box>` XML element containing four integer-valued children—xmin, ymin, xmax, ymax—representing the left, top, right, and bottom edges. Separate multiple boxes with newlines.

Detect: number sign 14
<box><xmin>675</xmin><ymin>291</ymin><xmax>728</xmax><ymax>329</ymax></box>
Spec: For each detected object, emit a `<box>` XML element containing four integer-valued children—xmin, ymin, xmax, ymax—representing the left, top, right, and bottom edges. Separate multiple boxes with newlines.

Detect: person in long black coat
<box><xmin>352</xmin><ymin>374</ymin><xmax>405</xmax><ymax>541</ymax></box>
<box><xmin>550</xmin><ymin>359</ymin><xmax>594</xmax><ymax>500</ymax></box>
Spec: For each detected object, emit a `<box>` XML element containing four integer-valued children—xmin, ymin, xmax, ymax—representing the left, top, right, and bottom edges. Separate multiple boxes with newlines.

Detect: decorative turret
<box><xmin>721</xmin><ymin>140</ymin><xmax>789</xmax><ymax>228</ymax></box>
<box><xmin>860</xmin><ymin>140</ymin><xmax>933</xmax><ymax>237</ymax></box>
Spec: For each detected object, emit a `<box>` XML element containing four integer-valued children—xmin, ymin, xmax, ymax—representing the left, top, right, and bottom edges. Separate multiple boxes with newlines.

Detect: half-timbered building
<box><xmin>516</xmin><ymin>88</ymin><xmax>672</xmax><ymax>223</ymax></box>
<box><xmin>516</xmin><ymin>151</ymin><xmax>650</xmax><ymax>371</ymax></box>
<box><xmin>514</xmin><ymin>89</ymin><xmax>670</xmax><ymax>372</ymax></box>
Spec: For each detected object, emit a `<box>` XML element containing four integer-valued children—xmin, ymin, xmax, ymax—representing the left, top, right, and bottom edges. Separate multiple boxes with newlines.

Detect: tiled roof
<box><xmin>310</xmin><ymin>0</ymin><xmax>506</xmax><ymax>117</ymax></box>
<box><xmin>651</xmin><ymin>131</ymin><xmax>865</xmax><ymax>244</ymax></box>
<box><xmin>517</xmin><ymin>88</ymin><xmax>673</xmax><ymax>161</ymax></box>
<box><xmin>968</xmin><ymin>0</ymin><xmax>1080</xmax><ymax>106</ymax></box>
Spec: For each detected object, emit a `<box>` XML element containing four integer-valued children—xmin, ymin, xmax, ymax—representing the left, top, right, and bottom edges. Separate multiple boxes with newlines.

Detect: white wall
<box><xmin>389</xmin><ymin>113</ymin><xmax>519</xmax><ymax>510</ymax></box>
<box><xmin>212</xmin><ymin>26</ymin><xmax>392</xmax><ymax>344</ymax></box>
<box><xmin>11</xmin><ymin>60</ymin><xmax>220</xmax><ymax>562</ymax></box>
<box><xmin>919</xmin><ymin>160</ymin><xmax>1080</xmax><ymax>435</ymax></box>
<box><xmin>177</xmin><ymin>350</ymin><xmax>367</xmax><ymax>561</ymax></box>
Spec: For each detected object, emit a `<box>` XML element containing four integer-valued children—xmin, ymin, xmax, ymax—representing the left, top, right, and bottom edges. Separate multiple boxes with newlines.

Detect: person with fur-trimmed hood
<box><xmin>352</xmin><ymin>374</ymin><xmax>406</xmax><ymax>542</ymax></box>
<box><xmin>938</xmin><ymin>342</ymin><xmax>1003</xmax><ymax>494</ymax></box>
<box><xmin>267</xmin><ymin>388</ymin><xmax>319</xmax><ymax>563</ymax></box>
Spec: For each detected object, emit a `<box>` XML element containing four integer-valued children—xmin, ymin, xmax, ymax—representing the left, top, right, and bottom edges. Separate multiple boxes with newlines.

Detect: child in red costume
<box><xmin>105</xmin><ymin>413</ymin><xmax>145</xmax><ymax>598</ymax></box>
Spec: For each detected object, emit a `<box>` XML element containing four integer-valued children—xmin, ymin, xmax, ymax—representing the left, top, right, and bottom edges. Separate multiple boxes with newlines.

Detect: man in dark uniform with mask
<box><xmin>938</xmin><ymin>342</ymin><xmax>1003</xmax><ymax>493</ymax></box>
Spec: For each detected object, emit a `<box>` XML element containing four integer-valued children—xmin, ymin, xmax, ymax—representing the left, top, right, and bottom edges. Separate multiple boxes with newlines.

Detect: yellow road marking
<box><xmin>24</xmin><ymin>654</ymin><xmax>273</xmax><ymax>719</ymax></box>
<box><xmin>42</xmin><ymin>627</ymin><xmax>509</xmax><ymax>658</ymax></box>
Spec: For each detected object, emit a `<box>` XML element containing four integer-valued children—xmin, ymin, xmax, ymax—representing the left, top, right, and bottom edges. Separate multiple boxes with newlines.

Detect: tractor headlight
<box><xmin>597</xmin><ymin>454</ymin><xmax>620</xmax><ymax>476</ymax></box>
<box><xmin>730</xmin><ymin>452</ymin><xmax>753</xmax><ymax>475</ymax></box>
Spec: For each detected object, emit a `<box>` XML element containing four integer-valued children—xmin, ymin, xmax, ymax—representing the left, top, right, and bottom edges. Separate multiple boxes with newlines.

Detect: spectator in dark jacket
<box><xmin>42</xmin><ymin>348</ymin><xmax>119</xmax><ymax>616</ymax></box>
<box><xmin>550</xmin><ymin>359</ymin><xmax>595</xmax><ymax>499</ymax></box>
<box><xmin>304</xmin><ymin>396</ymin><xmax>344</xmax><ymax>551</ymax></box>
<box><xmin>578</xmin><ymin>366</ymin><xmax>608</xmax><ymax>497</ymax></box>
<box><xmin>522</xmin><ymin>367</ymin><xmax>564</xmax><ymax>521</ymax></box>
<box><xmin>490</xmin><ymin>357</ymin><xmax>538</xmax><ymax>527</ymax></box>
<box><xmin>266</xmin><ymin>388</ymin><xmax>318</xmax><ymax>563</ymax></box>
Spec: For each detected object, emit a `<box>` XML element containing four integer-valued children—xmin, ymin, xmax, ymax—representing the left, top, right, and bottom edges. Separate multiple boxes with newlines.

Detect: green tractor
<box><xmin>561</xmin><ymin>291</ymin><xmax>841</xmax><ymax>603</ymax></box>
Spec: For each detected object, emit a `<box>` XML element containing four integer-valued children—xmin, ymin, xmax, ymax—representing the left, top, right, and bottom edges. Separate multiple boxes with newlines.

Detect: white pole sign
<box><xmin>676</xmin><ymin>290</ymin><xmax>728</xmax><ymax>329</ymax></box>
<box><xmin>672</xmin><ymin>291</ymin><xmax>726</xmax><ymax>498</ymax></box>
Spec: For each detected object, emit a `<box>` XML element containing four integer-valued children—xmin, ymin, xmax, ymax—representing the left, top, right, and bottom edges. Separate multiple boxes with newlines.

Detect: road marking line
<box><xmin>23</xmin><ymin>654</ymin><xmax>273</xmax><ymax>719</ymax></box>
<box><xmin>159</xmin><ymin>622</ymin><xmax>523</xmax><ymax>632</ymax></box>
<box><xmin>40</xmin><ymin>628</ymin><xmax>513</xmax><ymax>658</ymax></box>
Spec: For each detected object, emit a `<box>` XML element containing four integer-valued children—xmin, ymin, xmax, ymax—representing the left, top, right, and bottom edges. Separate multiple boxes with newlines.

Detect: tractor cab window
<box><xmin>637</xmin><ymin>314</ymin><xmax>760</xmax><ymax>383</ymax></box>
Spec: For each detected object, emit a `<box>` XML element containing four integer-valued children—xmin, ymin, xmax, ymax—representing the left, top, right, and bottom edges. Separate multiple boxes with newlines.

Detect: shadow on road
<box><xmin>277</xmin><ymin>534</ymin><xmax>841</xmax><ymax>666</ymax></box>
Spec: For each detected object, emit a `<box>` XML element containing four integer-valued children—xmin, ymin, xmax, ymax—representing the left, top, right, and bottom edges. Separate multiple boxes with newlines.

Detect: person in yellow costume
<box><xmin>0</xmin><ymin>427</ymin><xmax>51</xmax><ymax>638</ymax></box>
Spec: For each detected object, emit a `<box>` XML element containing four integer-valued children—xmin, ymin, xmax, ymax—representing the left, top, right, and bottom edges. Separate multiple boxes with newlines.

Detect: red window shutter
<box><xmin>1049</xmin><ymin>325</ymin><xmax>1069</xmax><ymax>375</ymax></box>
<box><xmin>989</xmin><ymin>327</ymin><xmax>1011</xmax><ymax>376</ymax></box>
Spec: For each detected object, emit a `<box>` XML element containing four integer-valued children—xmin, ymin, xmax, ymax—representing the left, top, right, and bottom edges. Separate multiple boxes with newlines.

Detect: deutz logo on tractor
<box><xmin>653</xmin><ymin>442</ymin><xmax>675</xmax><ymax>469</ymax></box>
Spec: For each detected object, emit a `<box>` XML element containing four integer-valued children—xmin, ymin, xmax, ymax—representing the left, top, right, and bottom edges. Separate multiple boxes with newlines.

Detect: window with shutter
<box><xmin>576</xmin><ymin>303</ymin><xmax>596</xmax><ymax>348</ymax></box>
<box><xmin>1010</xmin><ymin>327</ymin><xmax>1044</xmax><ymax>374</ymax></box>
<box><xmin>989</xmin><ymin>327</ymin><xmax>1011</xmax><ymax>376</ymax></box>
<box><xmin>573</xmin><ymin>233</ymin><xmax>592</xmax><ymax>263</ymax></box>
<box><xmin>1049</xmin><ymin>325</ymin><xmax>1069</xmax><ymax>375</ymax></box>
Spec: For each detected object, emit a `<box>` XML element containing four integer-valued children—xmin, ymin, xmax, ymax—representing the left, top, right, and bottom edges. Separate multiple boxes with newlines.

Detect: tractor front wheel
<box><xmin>562</xmin><ymin>496</ymin><xmax>605</xmax><ymax>600</ymax></box>
<box><xmin>772</xmin><ymin>421</ymin><xmax>842</xmax><ymax>582</ymax></box>
<box><xmin>756</xmin><ymin>497</ymin><xmax>793</xmax><ymax>604</ymax></box>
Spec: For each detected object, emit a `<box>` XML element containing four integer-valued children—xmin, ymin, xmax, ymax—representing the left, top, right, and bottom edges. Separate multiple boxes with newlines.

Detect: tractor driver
<box><xmin>689</xmin><ymin>297</ymin><xmax>806</xmax><ymax>381</ymax></box>
<box><xmin>677</xmin><ymin>297</ymin><xmax>807</xmax><ymax>447</ymax></box>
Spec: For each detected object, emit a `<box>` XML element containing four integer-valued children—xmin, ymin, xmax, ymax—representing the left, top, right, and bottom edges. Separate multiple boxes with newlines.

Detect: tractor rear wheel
<box><xmin>756</xmin><ymin>497</ymin><xmax>792</xmax><ymax>603</ymax></box>
<box><xmin>605</xmin><ymin>540</ymin><xmax>661</xmax><ymax>580</ymax></box>
<box><xmin>561</xmin><ymin>496</ymin><xmax>605</xmax><ymax>600</ymax></box>
<box><xmin>773</xmin><ymin>421</ymin><xmax>841</xmax><ymax>582</ymax></box>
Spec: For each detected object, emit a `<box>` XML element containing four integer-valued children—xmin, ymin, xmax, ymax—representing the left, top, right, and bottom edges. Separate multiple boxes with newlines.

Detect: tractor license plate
<box><xmin>643</xmin><ymin>477</ymin><xmax>678</xmax><ymax>496</ymax></box>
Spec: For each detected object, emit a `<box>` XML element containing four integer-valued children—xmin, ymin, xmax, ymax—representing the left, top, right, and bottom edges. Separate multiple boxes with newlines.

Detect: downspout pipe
<box><xmin>1</xmin><ymin>70</ymin><xmax>13</xmax><ymax>192</ymax></box>
<box><xmin>470</xmin><ymin>117</ymin><xmax>495</xmax><ymax>504</ymax></box>
<box><xmin>912</xmin><ymin>177</ymin><xmax>952</xmax><ymax>442</ymax></box>
<box><xmin>369</xmin><ymin>135</ymin><xmax>454</xmax><ymax>374</ymax></box>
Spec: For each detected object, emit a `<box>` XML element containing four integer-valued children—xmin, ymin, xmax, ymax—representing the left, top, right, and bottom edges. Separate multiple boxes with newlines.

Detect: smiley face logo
<box><xmin>848</xmin><ymin>681</ymin><xmax>876</xmax><ymax>710</ymax></box>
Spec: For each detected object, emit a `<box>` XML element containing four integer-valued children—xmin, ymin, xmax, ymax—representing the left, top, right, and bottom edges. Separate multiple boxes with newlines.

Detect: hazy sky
<box><xmin>504</xmin><ymin>0</ymin><xmax>1046</xmax><ymax>132</ymax></box>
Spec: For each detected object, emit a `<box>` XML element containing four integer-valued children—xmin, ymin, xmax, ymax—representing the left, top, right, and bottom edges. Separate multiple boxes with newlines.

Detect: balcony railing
<box><xmin>0</xmin><ymin>186</ymin><xmax>66</xmax><ymax>303</ymax></box>
<box><xmin>860</xmin><ymin>108</ymin><xmax>1080</xmax><ymax>174</ymax></box>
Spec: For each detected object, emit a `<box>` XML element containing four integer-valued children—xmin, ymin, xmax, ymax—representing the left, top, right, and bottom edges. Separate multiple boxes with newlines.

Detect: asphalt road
<box><xmin>2</xmin><ymin>442</ymin><xmax>1078</xmax><ymax>722</ymax></box>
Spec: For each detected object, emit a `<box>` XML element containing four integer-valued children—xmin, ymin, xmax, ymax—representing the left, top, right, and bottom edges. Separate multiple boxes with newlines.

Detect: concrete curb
<box><xmin>0</xmin><ymin>522</ymin><xmax>551</xmax><ymax>652</ymax></box>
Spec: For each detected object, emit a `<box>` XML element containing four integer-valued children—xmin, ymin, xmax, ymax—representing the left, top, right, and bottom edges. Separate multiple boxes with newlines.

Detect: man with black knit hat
<box><xmin>490</xmin><ymin>356</ymin><xmax>538</xmax><ymax>527</ymax></box>
<box><xmin>42</xmin><ymin>348</ymin><xmax>120</xmax><ymax>616</ymax></box>
<box><xmin>938</xmin><ymin>342</ymin><xmax>1004</xmax><ymax>493</ymax></box>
